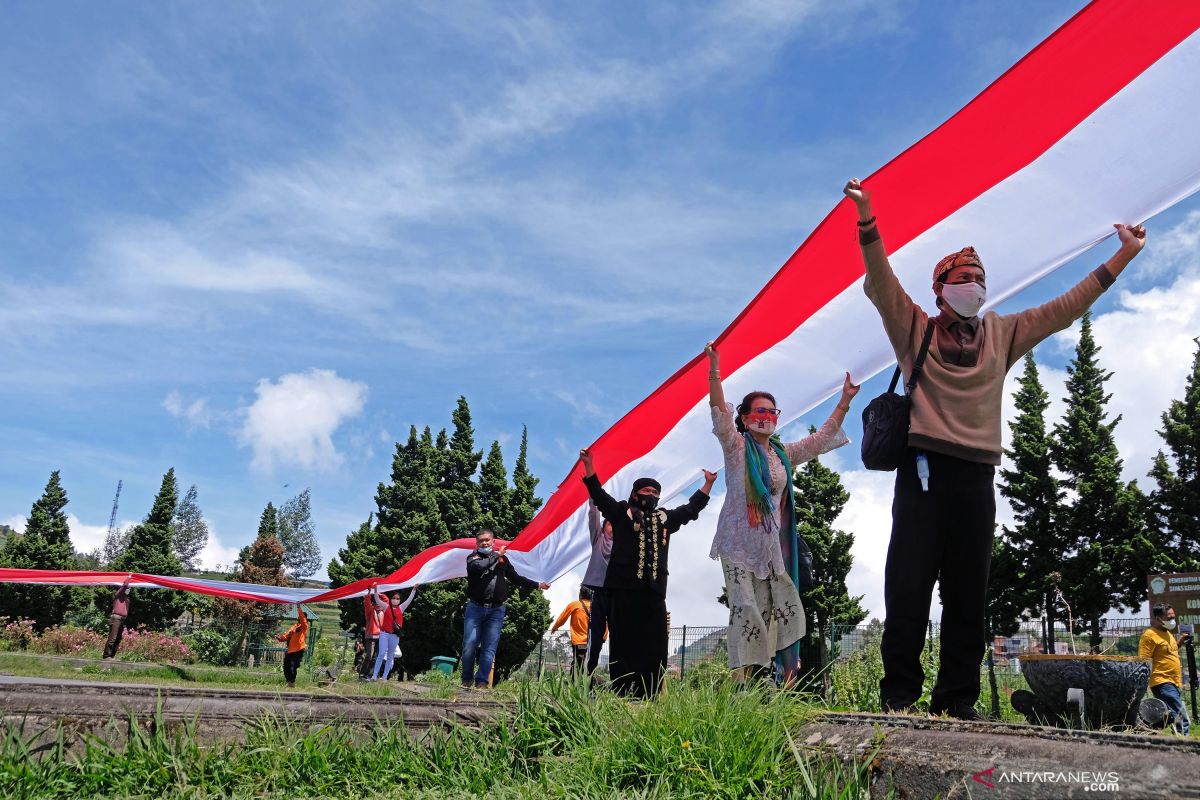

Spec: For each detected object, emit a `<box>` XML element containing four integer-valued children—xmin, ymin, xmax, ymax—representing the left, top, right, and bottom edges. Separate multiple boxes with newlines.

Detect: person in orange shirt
<box><xmin>277</xmin><ymin>606</ymin><xmax>309</xmax><ymax>688</ymax></box>
<box><xmin>552</xmin><ymin>587</ymin><xmax>602</xmax><ymax>676</ymax></box>
<box><xmin>358</xmin><ymin>592</ymin><xmax>382</xmax><ymax>679</ymax></box>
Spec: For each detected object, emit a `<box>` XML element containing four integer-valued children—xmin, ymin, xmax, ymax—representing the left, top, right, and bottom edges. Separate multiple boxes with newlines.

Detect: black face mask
<box><xmin>633</xmin><ymin>494</ymin><xmax>659</xmax><ymax>513</ymax></box>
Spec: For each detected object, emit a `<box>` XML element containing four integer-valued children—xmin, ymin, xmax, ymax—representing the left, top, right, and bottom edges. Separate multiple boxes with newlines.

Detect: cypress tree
<box><xmin>997</xmin><ymin>353</ymin><xmax>1065</xmax><ymax>649</ymax></box>
<box><xmin>509</xmin><ymin>426</ymin><xmax>542</xmax><ymax>534</ymax></box>
<box><xmin>328</xmin><ymin>426</ymin><xmax>455</xmax><ymax>672</ymax></box>
<box><xmin>791</xmin><ymin>433</ymin><xmax>866</xmax><ymax>638</ymax></box>
<box><xmin>1149</xmin><ymin>340</ymin><xmax>1200</xmax><ymax>571</ymax></box>
<box><xmin>171</xmin><ymin>485</ymin><xmax>209</xmax><ymax>572</ymax></box>
<box><xmin>108</xmin><ymin>469</ymin><xmax>188</xmax><ymax>630</ymax></box>
<box><xmin>1051</xmin><ymin>314</ymin><xmax>1152</xmax><ymax>650</ymax></box>
<box><xmin>0</xmin><ymin>471</ymin><xmax>77</xmax><ymax>629</ymax></box>
<box><xmin>490</xmin><ymin>426</ymin><xmax>550</xmax><ymax>678</ymax></box>
<box><xmin>329</xmin><ymin>406</ymin><xmax>549</xmax><ymax>678</ymax></box>
<box><xmin>278</xmin><ymin>488</ymin><xmax>322</xmax><ymax>582</ymax></box>
<box><xmin>439</xmin><ymin>396</ymin><xmax>483</xmax><ymax>536</ymax></box>
<box><xmin>478</xmin><ymin>441</ymin><xmax>512</xmax><ymax>535</ymax></box>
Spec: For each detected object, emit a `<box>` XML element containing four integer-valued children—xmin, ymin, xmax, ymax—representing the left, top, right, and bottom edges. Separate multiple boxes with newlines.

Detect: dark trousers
<box><xmin>585</xmin><ymin>586</ymin><xmax>611</xmax><ymax>674</ymax></box>
<box><xmin>571</xmin><ymin>644</ymin><xmax>588</xmax><ymax>676</ymax></box>
<box><xmin>359</xmin><ymin>636</ymin><xmax>378</xmax><ymax>678</ymax></box>
<box><xmin>102</xmin><ymin>614</ymin><xmax>126</xmax><ymax>659</ymax></box>
<box><xmin>608</xmin><ymin>588</ymin><xmax>667</xmax><ymax>699</ymax></box>
<box><xmin>283</xmin><ymin>649</ymin><xmax>304</xmax><ymax>686</ymax></box>
<box><xmin>880</xmin><ymin>450</ymin><xmax>995</xmax><ymax>712</ymax></box>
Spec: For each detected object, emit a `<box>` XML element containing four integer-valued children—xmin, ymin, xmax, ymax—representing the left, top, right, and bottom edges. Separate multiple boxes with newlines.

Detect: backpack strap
<box><xmin>904</xmin><ymin>319</ymin><xmax>936</xmax><ymax>396</ymax></box>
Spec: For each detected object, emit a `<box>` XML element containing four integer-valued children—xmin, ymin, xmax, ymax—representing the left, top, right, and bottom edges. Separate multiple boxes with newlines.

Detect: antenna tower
<box><xmin>106</xmin><ymin>480</ymin><xmax>123</xmax><ymax>541</ymax></box>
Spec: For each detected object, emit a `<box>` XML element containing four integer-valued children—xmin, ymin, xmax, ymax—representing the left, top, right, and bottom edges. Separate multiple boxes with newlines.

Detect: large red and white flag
<box><xmin>344</xmin><ymin>0</ymin><xmax>1200</xmax><ymax>597</ymax></box>
<box><xmin>5</xmin><ymin>1</ymin><xmax>1200</xmax><ymax>604</ymax></box>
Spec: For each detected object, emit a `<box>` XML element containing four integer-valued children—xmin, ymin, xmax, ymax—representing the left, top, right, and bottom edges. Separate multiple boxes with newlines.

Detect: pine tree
<box><xmin>0</xmin><ymin>471</ymin><xmax>78</xmax><ymax>629</ymax></box>
<box><xmin>171</xmin><ymin>485</ymin><xmax>209</xmax><ymax>572</ymax></box>
<box><xmin>438</xmin><ymin>396</ymin><xmax>483</xmax><ymax>536</ymax></box>
<box><xmin>108</xmin><ymin>469</ymin><xmax>188</xmax><ymax>630</ymax></box>
<box><xmin>1149</xmin><ymin>340</ymin><xmax>1200</xmax><ymax>572</ymax></box>
<box><xmin>1051</xmin><ymin>314</ymin><xmax>1152</xmax><ymax>650</ymax></box>
<box><xmin>328</xmin><ymin>427</ymin><xmax>453</xmax><ymax>672</ymax></box>
<box><xmin>997</xmin><ymin>353</ymin><xmax>1066</xmax><ymax>649</ymax></box>
<box><xmin>791</xmin><ymin>435</ymin><xmax>866</xmax><ymax>638</ymax></box>
<box><xmin>478</xmin><ymin>441</ymin><xmax>512</xmax><ymax>535</ymax></box>
<box><xmin>213</xmin><ymin>529</ymin><xmax>288</xmax><ymax>662</ymax></box>
<box><xmin>329</xmin><ymin>407</ymin><xmax>549</xmax><ymax>677</ymax></box>
<box><xmin>491</xmin><ymin>426</ymin><xmax>550</xmax><ymax>678</ymax></box>
<box><xmin>509</xmin><ymin>426</ymin><xmax>542</xmax><ymax>536</ymax></box>
<box><xmin>100</xmin><ymin>525</ymin><xmax>131</xmax><ymax>568</ymax></box>
<box><xmin>278</xmin><ymin>488</ymin><xmax>322</xmax><ymax>582</ymax></box>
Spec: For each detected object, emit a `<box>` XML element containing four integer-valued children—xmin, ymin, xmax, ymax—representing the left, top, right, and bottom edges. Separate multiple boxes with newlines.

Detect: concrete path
<box><xmin>798</xmin><ymin>711</ymin><xmax>1200</xmax><ymax>799</ymax></box>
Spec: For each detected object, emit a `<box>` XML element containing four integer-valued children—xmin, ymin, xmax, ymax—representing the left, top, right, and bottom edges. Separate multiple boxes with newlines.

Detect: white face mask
<box><xmin>1162</xmin><ymin>618</ymin><xmax>1177</xmax><ymax>631</ymax></box>
<box><xmin>747</xmin><ymin>418</ymin><xmax>777</xmax><ymax>436</ymax></box>
<box><xmin>939</xmin><ymin>281</ymin><xmax>987</xmax><ymax>318</ymax></box>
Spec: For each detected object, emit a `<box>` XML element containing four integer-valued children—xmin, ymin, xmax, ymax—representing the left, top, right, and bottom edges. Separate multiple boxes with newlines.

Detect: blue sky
<box><xmin>4</xmin><ymin>1</ymin><xmax>1198</xmax><ymax>625</ymax></box>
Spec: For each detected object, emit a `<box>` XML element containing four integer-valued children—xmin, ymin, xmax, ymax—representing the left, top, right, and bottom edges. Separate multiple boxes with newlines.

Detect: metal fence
<box><xmin>514</xmin><ymin>625</ymin><xmax>732</xmax><ymax>678</ymax></box>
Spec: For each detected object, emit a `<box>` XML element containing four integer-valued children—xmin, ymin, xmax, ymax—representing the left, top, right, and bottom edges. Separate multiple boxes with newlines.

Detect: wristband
<box><xmin>856</xmin><ymin>216</ymin><xmax>876</xmax><ymax>227</ymax></box>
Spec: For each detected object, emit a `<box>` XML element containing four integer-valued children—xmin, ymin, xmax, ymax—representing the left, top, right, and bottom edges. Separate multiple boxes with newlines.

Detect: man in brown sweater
<box><xmin>844</xmin><ymin>178</ymin><xmax>1146</xmax><ymax>719</ymax></box>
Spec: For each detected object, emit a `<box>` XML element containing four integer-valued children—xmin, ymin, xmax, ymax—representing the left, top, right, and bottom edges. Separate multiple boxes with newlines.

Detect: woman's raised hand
<box><xmin>841</xmin><ymin>372</ymin><xmax>861</xmax><ymax>401</ymax></box>
<box><xmin>704</xmin><ymin>341</ymin><xmax>719</xmax><ymax>367</ymax></box>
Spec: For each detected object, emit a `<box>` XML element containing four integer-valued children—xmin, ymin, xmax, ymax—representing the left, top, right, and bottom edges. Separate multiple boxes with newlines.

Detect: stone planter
<box><xmin>1012</xmin><ymin>654</ymin><xmax>1150</xmax><ymax>729</ymax></box>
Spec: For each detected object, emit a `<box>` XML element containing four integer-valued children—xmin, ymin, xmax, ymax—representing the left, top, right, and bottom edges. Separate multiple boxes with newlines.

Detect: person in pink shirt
<box><xmin>102</xmin><ymin>574</ymin><xmax>132</xmax><ymax>659</ymax></box>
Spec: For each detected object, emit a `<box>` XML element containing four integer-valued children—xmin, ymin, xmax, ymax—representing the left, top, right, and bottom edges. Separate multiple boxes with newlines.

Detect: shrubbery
<box><xmin>0</xmin><ymin>619</ymin><xmax>194</xmax><ymax>663</ymax></box>
<box><xmin>116</xmin><ymin>628</ymin><xmax>193</xmax><ymax>663</ymax></box>
<box><xmin>28</xmin><ymin>626</ymin><xmax>103</xmax><ymax>656</ymax></box>
<box><xmin>185</xmin><ymin>627</ymin><xmax>237</xmax><ymax>666</ymax></box>
<box><xmin>0</xmin><ymin>617</ymin><xmax>36</xmax><ymax>650</ymax></box>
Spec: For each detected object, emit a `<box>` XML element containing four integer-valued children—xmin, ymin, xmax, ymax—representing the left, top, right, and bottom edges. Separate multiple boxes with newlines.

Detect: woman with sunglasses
<box><xmin>705</xmin><ymin>341</ymin><xmax>859</xmax><ymax>684</ymax></box>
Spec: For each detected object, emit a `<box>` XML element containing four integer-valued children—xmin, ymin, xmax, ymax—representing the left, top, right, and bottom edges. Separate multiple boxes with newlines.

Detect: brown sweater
<box><xmin>861</xmin><ymin>225</ymin><xmax>1114</xmax><ymax>464</ymax></box>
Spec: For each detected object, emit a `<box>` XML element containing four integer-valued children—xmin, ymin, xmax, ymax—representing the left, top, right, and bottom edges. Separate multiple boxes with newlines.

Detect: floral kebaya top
<box><xmin>708</xmin><ymin>402</ymin><xmax>849</xmax><ymax>579</ymax></box>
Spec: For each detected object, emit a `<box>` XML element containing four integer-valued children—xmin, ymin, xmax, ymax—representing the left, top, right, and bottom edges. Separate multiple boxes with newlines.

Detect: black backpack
<box><xmin>860</xmin><ymin>320</ymin><xmax>935</xmax><ymax>471</ymax></box>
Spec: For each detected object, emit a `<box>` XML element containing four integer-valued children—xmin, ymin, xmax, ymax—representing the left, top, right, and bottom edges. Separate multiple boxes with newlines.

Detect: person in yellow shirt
<box><xmin>552</xmin><ymin>588</ymin><xmax>602</xmax><ymax>676</ymax></box>
<box><xmin>277</xmin><ymin>606</ymin><xmax>309</xmax><ymax>688</ymax></box>
<box><xmin>1139</xmin><ymin>603</ymin><xmax>1192</xmax><ymax>735</ymax></box>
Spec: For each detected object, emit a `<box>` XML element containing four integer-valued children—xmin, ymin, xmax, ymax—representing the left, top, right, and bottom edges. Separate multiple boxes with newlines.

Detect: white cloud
<box><xmin>163</xmin><ymin>391</ymin><xmax>213</xmax><ymax>430</ymax></box>
<box><xmin>3</xmin><ymin>515</ymin><xmax>26</xmax><ymax>533</ymax></box>
<box><xmin>835</xmin><ymin>469</ymin><xmax>897</xmax><ymax>622</ymax></box>
<box><xmin>66</xmin><ymin>514</ymin><xmax>135</xmax><ymax>555</ymax></box>
<box><xmin>196</xmin><ymin>523</ymin><xmax>242</xmax><ymax>573</ymax></box>
<box><xmin>238</xmin><ymin>369</ymin><xmax>368</xmax><ymax>473</ymax></box>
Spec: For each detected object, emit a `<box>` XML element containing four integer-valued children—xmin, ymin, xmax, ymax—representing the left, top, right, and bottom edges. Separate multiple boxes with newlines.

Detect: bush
<box><xmin>117</xmin><ymin>628</ymin><xmax>194</xmax><ymax>663</ymax></box>
<box><xmin>0</xmin><ymin>617</ymin><xmax>36</xmax><ymax>651</ymax></box>
<box><xmin>312</xmin><ymin>637</ymin><xmax>337</xmax><ymax>668</ymax></box>
<box><xmin>185</xmin><ymin>628</ymin><xmax>237</xmax><ymax>666</ymax></box>
<box><xmin>29</xmin><ymin>625</ymin><xmax>104</xmax><ymax>656</ymax></box>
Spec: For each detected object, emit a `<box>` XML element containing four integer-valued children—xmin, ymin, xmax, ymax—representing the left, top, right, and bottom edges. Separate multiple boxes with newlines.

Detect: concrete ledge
<box><xmin>797</xmin><ymin>712</ymin><xmax>1200</xmax><ymax>799</ymax></box>
<box><xmin>0</xmin><ymin>675</ymin><xmax>504</xmax><ymax>748</ymax></box>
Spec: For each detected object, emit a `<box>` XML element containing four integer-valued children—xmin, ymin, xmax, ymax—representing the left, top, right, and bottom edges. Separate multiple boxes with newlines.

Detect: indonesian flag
<box><xmin>357</xmin><ymin>0</ymin><xmax>1200</xmax><ymax>595</ymax></box>
<box><xmin>5</xmin><ymin>1</ymin><xmax>1200</xmax><ymax>604</ymax></box>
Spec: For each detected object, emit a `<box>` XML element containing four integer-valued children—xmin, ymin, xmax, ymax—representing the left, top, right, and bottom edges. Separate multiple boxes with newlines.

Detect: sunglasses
<box><xmin>746</xmin><ymin>407</ymin><xmax>781</xmax><ymax>417</ymax></box>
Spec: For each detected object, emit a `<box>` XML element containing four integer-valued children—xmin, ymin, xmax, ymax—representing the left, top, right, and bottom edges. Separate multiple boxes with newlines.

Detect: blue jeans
<box><xmin>461</xmin><ymin>600</ymin><xmax>505</xmax><ymax>686</ymax></box>
<box><xmin>372</xmin><ymin>631</ymin><xmax>399</xmax><ymax>679</ymax></box>
<box><xmin>1152</xmin><ymin>682</ymin><xmax>1191</xmax><ymax>735</ymax></box>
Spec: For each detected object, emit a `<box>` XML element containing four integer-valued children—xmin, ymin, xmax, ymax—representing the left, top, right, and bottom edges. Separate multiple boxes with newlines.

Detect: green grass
<box><xmin>0</xmin><ymin>652</ymin><xmax>425</xmax><ymax>698</ymax></box>
<box><xmin>0</xmin><ymin>676</ymin><xmax>882</xmax><ymax>799</ymax></box>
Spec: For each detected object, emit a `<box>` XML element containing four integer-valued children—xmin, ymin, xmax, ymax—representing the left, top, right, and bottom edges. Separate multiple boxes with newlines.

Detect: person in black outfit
<box><xmin>461</xmin><ymin>529</ymin><xmax>551</xmax><ymax>689</ymax></box>
<box><xmin>579</xmin><ymin>448</ymin><xmax>717</xmax><ymax>698</ymax></box>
